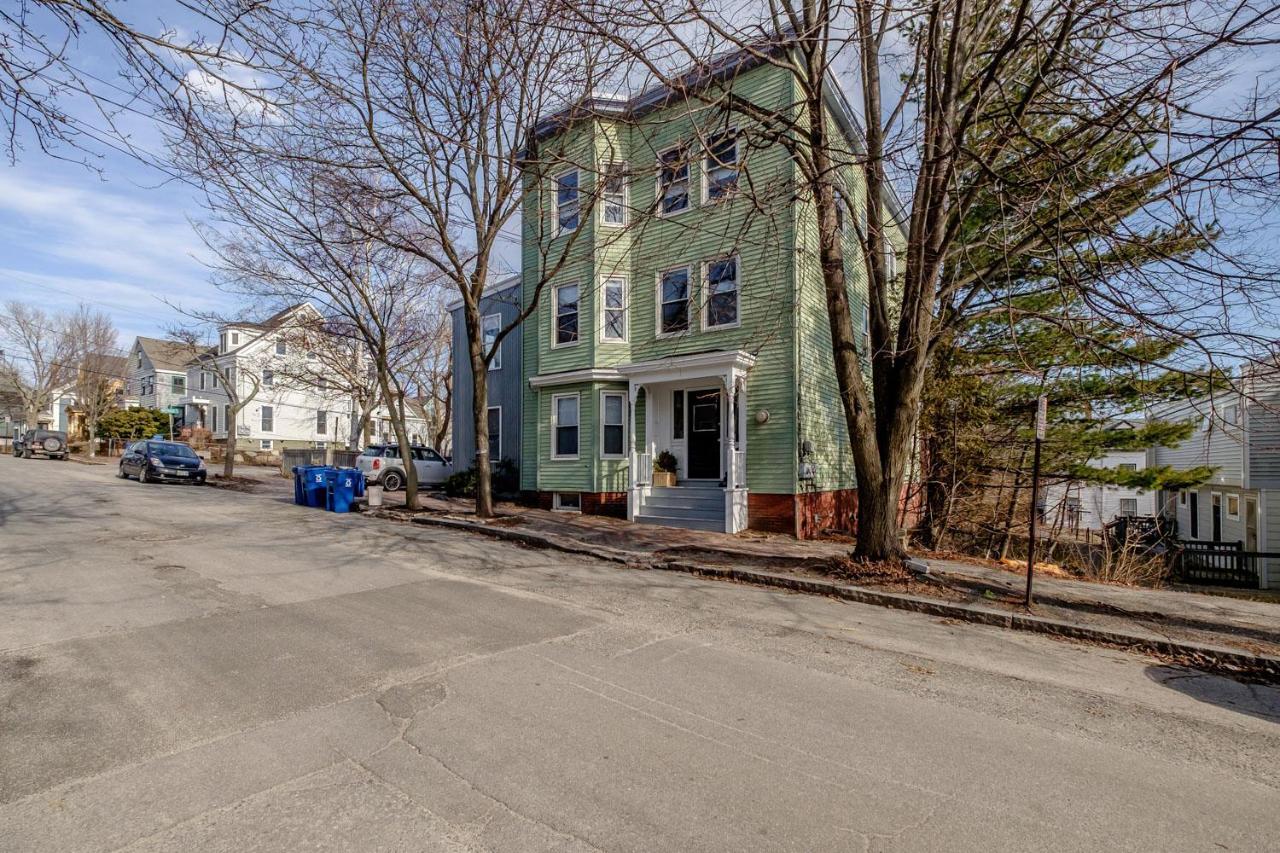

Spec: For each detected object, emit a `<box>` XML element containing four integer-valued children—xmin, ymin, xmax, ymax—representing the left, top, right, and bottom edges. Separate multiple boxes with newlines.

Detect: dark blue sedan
<box><xmin>118</xmin><ymin>440</ymin><xmax>207</xmax><ymax>485</ymax></box>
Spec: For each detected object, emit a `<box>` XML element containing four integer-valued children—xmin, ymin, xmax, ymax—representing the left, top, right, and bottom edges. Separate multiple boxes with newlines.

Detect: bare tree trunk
<box><xmin>224</xmin><ymin>404</ymin><xmax>237</xmax><ymax>479</ymax></box>
<box><xmin>469</xmin><ymin>331</ymin><xmax>493</xmax><ymax>518</ymax></box>
<box><xmin>376</xmin><ymin>370</ymin><xmax>419</xmax><ymax>509</ymax></box>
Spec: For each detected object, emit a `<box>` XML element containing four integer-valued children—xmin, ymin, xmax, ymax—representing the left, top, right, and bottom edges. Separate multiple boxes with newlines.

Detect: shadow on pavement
<box><xmin>1146</xmin><ymin>665</ymin><xmax>1280</xmax><ymax>723</ymax></box>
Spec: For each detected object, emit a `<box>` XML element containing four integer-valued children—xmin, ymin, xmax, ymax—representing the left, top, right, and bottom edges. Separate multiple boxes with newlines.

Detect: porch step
<box><xmin>635</xmin><ymin>512</ymin><xmax>725</xmax><ymax>532</ymax></box>
<box><xmin>643</xmin><ymin>491</ymin><xmax>724</xmax><ymax>511</ymax></box>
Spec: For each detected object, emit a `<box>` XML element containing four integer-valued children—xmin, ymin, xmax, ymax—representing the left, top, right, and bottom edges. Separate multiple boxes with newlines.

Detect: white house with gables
<box><xmin>1150</xmin><ymin>371</ymin><xmax>1280</xmax><ymax>589</ymax></box>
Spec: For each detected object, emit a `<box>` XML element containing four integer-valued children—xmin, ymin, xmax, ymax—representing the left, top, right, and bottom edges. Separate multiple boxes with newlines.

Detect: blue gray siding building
<box><xmin>449</xmin><ymin>276</ymin><xmax>523</xmax><ymax>474</ymax></box>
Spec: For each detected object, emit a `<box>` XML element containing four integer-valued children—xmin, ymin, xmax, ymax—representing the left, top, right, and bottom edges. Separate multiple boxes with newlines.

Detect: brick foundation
<box><xmin>531</xmin><ymin>488</ymin><xmax>860</xmax><ymax>539</ymax></box>
<box><xmin>529</xmin><ymin>491</ymin><xmax>627</xmax><ymax>518</ymax></box>
<box><xmin>748</xmin><ymin>490</ymin><xmax>859</xmax><ymax>538</ymax></box>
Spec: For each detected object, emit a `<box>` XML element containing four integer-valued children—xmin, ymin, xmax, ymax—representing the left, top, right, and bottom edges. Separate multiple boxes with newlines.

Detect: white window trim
<box><xmin>482</xmin><ymin>313</ymin><xmax>503</xmax><ymax>369</ymax></box>
<box><xmin>655</xmin><ymin>265</ymin><xmax>693</xmax><ymax>339</ymax></box>
<box><xmin>260</xmin><ymin>406</ymin><xmax>274</xmax><ymax>433</ymax></box>
<box><xmin>551</xmin><ymin>282</ymin><xmax>581</xmax><ymax>349</ymax></box>
<box><xmin>487</xmin><ymin>405</ymin><xmax>502</xmax><ymax>460</ymax></box>
<box><xmin>259</xmin><ymin>439</ymin><xmax>274</xmax><ymax>450</ymax></box>
<box><xmin>550</xmin><ymin>392</ymin><xmax>580</xmax><ymax>461</ymax></box>
<box><xmin>276</xmin><ymin>339</ymin><xmax>287</xmax><ymax>356</ymax></box>
<box><xmin>262</xmin><ymin>369</ymin><xmax>274</xmax><ymax>388</ymax></box>
<box><xmin>1179</xmin><ymin>491</ymin><xmax>1187</xmax><ymax>506</ymax></box>
<box><xmin>553</xmin><ymin>168</ymin><xmax>581</xmax><ymax>236</ymax></box>
<box><xmin>599</xmin><ymin>275</ymin><xmax>628</xmax><ymax>343</ymax></box>
<box><xmin>552</xmin><ymin>492</ymin><xmax>582</xmax><ymax>513</ymax></box>
<box><xmin>599</xmin><ymin>391</ymin><xmax>627</xmax><ymax>459</ymax></box>
<box><xmin>316</xmin><ymin>409</ymin><xmax>327</xmax><ymax>435</ymax></box>
<box><xmin>655</xmin><ymin>143</ymin><xmax>691</xmax><ymax>218</ymax></box>
<box><xmin>701</xmin><ymin>255</ymin><xmax>742</xmax><ymax>332</ymax></box>
<box><xmin>1226</xmin><ymin>494</ymin><xmax>1240</xmax><ymax>520</ymax></box>
<box><xmin>701</xmin><ymin>129</ymin><xmax>739</xmax><ymax>204</ymax></box>
<box><xmin>599</xmin><ymin>162</ymin><xmax>629</xmax><ymax>228</ymax></box>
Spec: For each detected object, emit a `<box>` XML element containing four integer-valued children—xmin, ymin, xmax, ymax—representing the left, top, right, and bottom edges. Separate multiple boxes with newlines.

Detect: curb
<box><xmin>399</xmin><ymin>512</ymin><xmax>1280</xmax><ymax>679</ymax></box>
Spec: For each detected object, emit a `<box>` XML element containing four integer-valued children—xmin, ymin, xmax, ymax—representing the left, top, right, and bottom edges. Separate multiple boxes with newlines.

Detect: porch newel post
<box><xmin>723</xmin><ymin>370</ymin><xmax>736</xmax><ymax>491</ymax></box>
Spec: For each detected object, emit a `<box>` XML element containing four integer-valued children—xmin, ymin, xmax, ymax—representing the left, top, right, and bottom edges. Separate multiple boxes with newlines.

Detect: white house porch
<box><xmin>619</xmin><ymin>350</ymin><xmax>755</xmax><ymax>533</ymax></box>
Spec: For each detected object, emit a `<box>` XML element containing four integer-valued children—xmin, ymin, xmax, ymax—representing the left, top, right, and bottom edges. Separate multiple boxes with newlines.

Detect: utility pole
<box><xmin>1026</xmin><ymin>395</ymin><xmax>1047</xmax><ymax>607</ymax></box>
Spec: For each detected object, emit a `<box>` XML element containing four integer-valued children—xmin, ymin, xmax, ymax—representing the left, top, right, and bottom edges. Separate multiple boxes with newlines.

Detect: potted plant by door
<box><xmin>653</xmin><ymin>450</ymin><xmax>678</xmax><ymax>488</ymax></box>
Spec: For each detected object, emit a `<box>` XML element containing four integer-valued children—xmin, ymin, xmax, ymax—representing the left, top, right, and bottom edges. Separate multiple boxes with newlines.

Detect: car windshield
<box><xmin>360</xmin><ymin>447</ymin><xmax>386</xmax><ymax>457</ymax></box>
<box><xmin>149</xmin><ymin>442</ymin><xmax>197</xmax><ymax>458</ymax></box>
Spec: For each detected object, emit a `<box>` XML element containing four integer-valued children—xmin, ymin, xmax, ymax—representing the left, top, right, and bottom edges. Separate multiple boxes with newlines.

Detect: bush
<box><xmin>443</xmin><ymin>458</ymin><xmax>519</xmax><ymax>499</ymax></box>
<box><xmin>96</xmin><ymin>408</ymin><xmax>171</xmax><ymax>441</ymax></box>
<box><xmin>655</xmin><ymin>450</ymin><xmax>678</xmax><ymax>473</ymax></box>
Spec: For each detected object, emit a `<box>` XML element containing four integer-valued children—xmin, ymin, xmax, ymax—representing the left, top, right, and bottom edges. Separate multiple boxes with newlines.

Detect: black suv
<box><xmin>13</xmin><ymin>429</ymin><xmax>68</xmax><ymax>460</ymax></box>
<box><xmin>118</xmin><ymin>440</ymin><xmax>207</xmax><ymax>484</ymax></box>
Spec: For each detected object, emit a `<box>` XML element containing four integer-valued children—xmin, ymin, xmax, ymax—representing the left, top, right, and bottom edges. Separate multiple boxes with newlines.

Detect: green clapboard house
<box><xmin>519</xmin><ymin>46</ymin><xmax>905</xmax><ymax>537</ymax></box>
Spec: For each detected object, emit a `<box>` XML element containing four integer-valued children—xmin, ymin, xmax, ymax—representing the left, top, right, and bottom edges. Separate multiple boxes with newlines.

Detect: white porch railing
<box><xmin>631</xmin><ymin>451</ymin><xmax>652</xmax><ymax>487</ymax></box>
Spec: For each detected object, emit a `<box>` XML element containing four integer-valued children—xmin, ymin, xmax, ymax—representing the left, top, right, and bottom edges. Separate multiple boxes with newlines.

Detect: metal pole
<box><xmin>1026</xmin><ymin>395</ymin><xmax>1047</xmax><ymax>607</ymax></box>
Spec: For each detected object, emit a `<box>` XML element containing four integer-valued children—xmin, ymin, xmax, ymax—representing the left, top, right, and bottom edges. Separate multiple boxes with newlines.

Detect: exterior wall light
<box><xmin>755</xmin><ymin>409</ymin><xmax>770</xmax><ymax>424</ymax></box>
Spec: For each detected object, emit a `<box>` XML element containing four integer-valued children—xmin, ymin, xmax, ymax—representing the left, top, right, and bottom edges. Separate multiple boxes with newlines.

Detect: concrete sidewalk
<box><xmin>379</xmin><ymin>497</ymin><xmax>1280</xmax><ymax>669</ymax></box>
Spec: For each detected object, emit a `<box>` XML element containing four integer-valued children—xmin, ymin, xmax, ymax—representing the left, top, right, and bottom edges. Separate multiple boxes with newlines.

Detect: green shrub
<box><xmin>96</xmin><ymin>408</ymin><xmax>171</xmax><ymax>441</ymax></box>
<box><xmin>443</xmin><ymin>458</ymin><xmax>520</xmax><ymax>498</ymax></box>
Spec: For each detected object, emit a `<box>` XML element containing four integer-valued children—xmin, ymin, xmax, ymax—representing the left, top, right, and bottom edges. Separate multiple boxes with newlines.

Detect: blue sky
<box><xmin>0</xmin><ymin>1</ymin><xmax>238</xmax><ymax>352</ymax></box>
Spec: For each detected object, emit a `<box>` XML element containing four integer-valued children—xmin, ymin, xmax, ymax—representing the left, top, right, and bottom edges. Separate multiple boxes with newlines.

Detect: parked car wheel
<box><xmin>381</xmin><ymin>469</ymin><xmax>404</xmax><ymax>492</ymax></box>
<box><xmin>22</xmin><ymin>448</ymin><xmax>32</xmax><ymax>459</ymax></box>
<box><xmin>117</xmin><ymin>464</ymin><xmax>129</xmax><ymax>479</ymax></box>
<box><xmin>138</xmin><ymin>466</ymin><xmax>151</xmax><ymax>484</ymax></box>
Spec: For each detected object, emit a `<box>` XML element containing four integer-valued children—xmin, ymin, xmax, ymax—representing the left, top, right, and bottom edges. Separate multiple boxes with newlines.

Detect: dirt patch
<box><xmin>0</xmin><ymin>655</ymin><xmax>39</xmax><ymax>681</ymax></box>
<box><xmin>205</xmin><ymin>476</ymin><xmax>260</xmax><ymax>493</ymax></box>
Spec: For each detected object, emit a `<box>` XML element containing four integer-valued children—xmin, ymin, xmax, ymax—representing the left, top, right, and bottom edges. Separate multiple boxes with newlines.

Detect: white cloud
<box><xmin>0</xmin><ymin>166</ymin><xmax>232</xmax><ymax>340</ymax></box>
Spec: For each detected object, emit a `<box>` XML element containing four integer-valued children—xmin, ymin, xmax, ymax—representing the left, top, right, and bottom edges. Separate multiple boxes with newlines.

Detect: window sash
<box><xmin>555</xmin><ymin>170</ymin><xmax>580</xmax><ymax>232</ymax></box>
<box><xmin>487</xmin><ymin>406</ymin><xmax>501</xmax><ymax>460</ymax></box>
<box><xmin>658</xmin><ymin>148</ymin><xmax>689</xmax><ymax>214</ymax></box>
<box><xmin>672</xmin><ymin>390</ymin><xmax>685</xmax><ymax>439</ymax></box>
<box><xmin>555</xmin><ymin>284</ymin><xmax>579</xmax><ymax>345</ymax></box>
<box><xmin>316</xmin><ymin>410</ymin><xmax>326</xmax><ymax>434</ymax></box>
<box><xmin>602</xmin><ymin>278</ymin><xmax>627</xmax><ymax>341</ymax></box>
<box><xmin>262</xmin><ymin>369</ymin><xmax>274</xmax><ymax>388</ymax></box>
<box><xmin>704</xmin><ymin>133</ymin><xmax>738</xmax><ymax>199</ymax></box>
<box><xmin>659</xmin><ymin>268</ymin><xmax>690</xmax><ymax>334</ymax></box>
<box><xmin>602</xmin><ymin>163</ymin><xmax>627</xmax><ymax>225</ymax></box>
<box><xmin>482</xmin><ymin>314</ymin><xmax>502</xmax><ymax>369</ymax></box>
<box><xmin>601</xmin><ymin>392</ymin><xmax>625</xmax><ymax>457</ymax></box>
<box><xmin>276</xmin><ymin>340</ymin><xmax>287</xmax><ymax>355</ymax></box>
<box><xmin>705</xmin><ymin>258</ymin><xmax>739</xmax><ymax>328</ymax></box>
<box><xmin>552</xmin><ymin>395</ymin><xmax>579</xmax><ymax>458</ymax></box>
<box><xmin>261</xmin><ymin>406</ymin><xmax>273</xmax><ymax>432</ymax></box>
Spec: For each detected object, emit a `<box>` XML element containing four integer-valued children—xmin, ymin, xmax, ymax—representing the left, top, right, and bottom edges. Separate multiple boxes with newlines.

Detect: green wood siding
<box><xmin>521</xmin><ymin>61</ymin><xmax>901</xmax><ymax>499</ymax></box>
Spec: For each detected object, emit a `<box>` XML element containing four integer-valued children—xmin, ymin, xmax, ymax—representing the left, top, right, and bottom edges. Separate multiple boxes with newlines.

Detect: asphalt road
<box><xmin>1</xmin><ymin>453</ymin><xmax>1278</xmax><ymax>852</ymax></box>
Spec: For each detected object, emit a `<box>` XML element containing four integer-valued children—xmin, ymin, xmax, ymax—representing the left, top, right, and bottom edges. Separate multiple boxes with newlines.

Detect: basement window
<box><xmin>553</xmin><ymin>492</ymin><xmax>581</xmax><ymax>512</ymax></box>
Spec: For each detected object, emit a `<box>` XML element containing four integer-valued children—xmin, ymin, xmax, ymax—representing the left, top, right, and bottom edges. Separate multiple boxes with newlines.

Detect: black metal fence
<box><xmin>1170</xmin><ymin>540</ymin><xmax>1274</xmax><ymax>588</ymax></box>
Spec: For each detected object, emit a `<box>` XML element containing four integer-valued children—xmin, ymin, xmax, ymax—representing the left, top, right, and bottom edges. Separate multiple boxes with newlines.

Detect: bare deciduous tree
<box><xmin>0</xmin><ymin>301</ymin><xmax>87</xmax><ymax>429</ymax></box>
<box><xmin>167</xmin><ymin>323</ymin><xmax>262</xmax><ymax>479</ymax></box>
<box><xmin>68</xmin><ymin>309</ymin><xmax>122</xmax><ymax>456</ymax></box>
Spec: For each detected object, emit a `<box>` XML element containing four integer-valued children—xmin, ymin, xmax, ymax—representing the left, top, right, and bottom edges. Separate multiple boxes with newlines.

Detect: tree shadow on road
<box><xmin>1145</xmin><ymin>665</ymin><xmax>1280</xmax><ymax>724</ymax></box>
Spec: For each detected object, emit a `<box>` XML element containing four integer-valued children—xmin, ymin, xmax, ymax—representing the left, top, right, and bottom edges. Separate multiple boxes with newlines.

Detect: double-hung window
<box><xmin>262</xmin><ymin>369</ymin><xmax>274</xmax><ymax>388</ymax></box>
<box><xmin>704</xmin><ymin>257</ymin><xmax>740</xmax><ymax>329</ymax></box>
<box><xmin>555</xmin><ymin>170</ymin><xmax>580</xmax><ymax>233</ymax></box>
<box><xmin>601</xmin><ymin>277</ymin><xmax>627</xmax><ymax>342</ymax></box>
<box><xmin>658</xmin><ymin>267</ymin><xmax>690</xmax><ymax>336</ymax></box>
<box><xmin>260</xmin><ymin>406</ymin><xmax>274</xmax><ymax>432</ymax></box>
<box><xmin>316</xmin><ymin>409</ymin><xmax>327</xmax><ymax>435</ymax></box>
<box><xmin>487</xmin><ymin>406</ymin><xmax>501</xmax><ymax>461</ymax></box>
<box><xmin>211</xmin><ymin>405</ymin><xmax>218</xmax><ymax>433</ymax></box>
<box><xmin>601</xmin><ymin>163</ymin><xmax>627</xmax><ymax>226</ymax></box>
<box><xmin>276</xmin><ymin>339</ymin><xmax>287</xmax><ymax>355</ymax></box>
<box><xmin>657</xmin><ymin>146</ymin><xmax>690</xmax><ymax>214</ymax></box>
<box><xmin>554</xmin><ymin>283</ymin><xmax>579</xmax><ymax>346</ymax></box>
<box><xmin>482</xmin><ymin>314</ymin><xmax>502</xmax><ymax>369</ymax></box>
<box><xmin>552</xmin><ymin>394</ymin><xmax>579</xmax><ymax>459</ymax></box>
<box><xmin>704</xmin><ymin>131</ymin><xmax>739</xmax><ymax>200</ymax></box>
<box><xmin>600</xmin><ymin>392</ymin><xmax>626</xmax><ymax>458</ymax></box>
<box><xmin>172</xmin><ymin>376</ymin><xmax>185</xmax><ymax>393</ymax></box>
<box><xmin>199</xmin><ymin>372</ymin><xmax>206</xmax><ymax>391</ymax></box>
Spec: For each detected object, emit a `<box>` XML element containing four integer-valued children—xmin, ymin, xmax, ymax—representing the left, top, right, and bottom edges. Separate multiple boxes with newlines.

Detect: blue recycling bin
<box><xmin>325</xmin><ymin>467</ymin><xmax>359</xmax><ymax>513</ymax></box>
<box><xmin>291</xmin><ymin>465</ymin><xmax>322</xmax><ymax>506</ymax></box>
<box><xmin>304</xmin><ymin>466</ymin><xmax>332</xmax><ymax>508</ymax></box>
